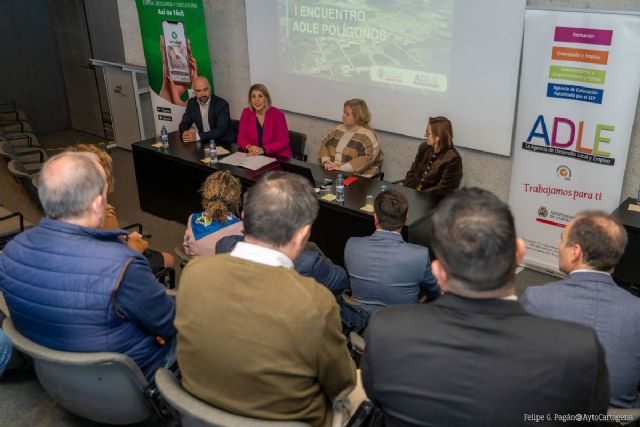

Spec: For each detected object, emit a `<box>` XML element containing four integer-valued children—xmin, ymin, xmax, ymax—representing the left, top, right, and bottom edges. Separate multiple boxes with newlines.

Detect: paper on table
<box><xmin>321</xmin><ymin>194</ymin><xmax>337</xmax><ymax>202</ymax></box>
<box><xmin>360</xmin><ymin>204</ymin><xmax>374</xmax><ymax>213</ymax></box>
<box><xmin>215</xmin><ymin>146</ymin><xmax>230</xmax><ymax>156</ymax></box>
<box><xmin>151</xmin><ymin>142</ymin><xmax>163</xmax><ymax>148</ymax></box>
<box><xmin>628</xmin><ymin>203</ymin><xmax>640</xmax><ymax>213</ymax></box>
<box><xmin>218</xmin><ymin>152</ymin><xmax>276</xmax><ymax>170</ymax></box>
<box><xmin>218</xmin><ymin>152</ymin><xmax>245</xmax><ymax>166</ymax></box>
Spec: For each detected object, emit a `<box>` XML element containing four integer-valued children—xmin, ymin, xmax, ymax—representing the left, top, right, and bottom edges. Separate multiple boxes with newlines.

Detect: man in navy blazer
<box><xmin>178</xmin><ymin>76</ymin><xmax>235</xmax><ymax>144</ymax></box>
<box><xmin>344</xmin><ymin>189</ymin><xmax>440</xmax><ymax>316</ymax></box>
<box><xmin>361</xmin><ymin>189</ymin><xmax>609</xmax><ymax>426</ymax></box>
<box><xmin>521</xmin><ymin>211</ymin><xmax>640</xmax><ymax>408</ymax></box>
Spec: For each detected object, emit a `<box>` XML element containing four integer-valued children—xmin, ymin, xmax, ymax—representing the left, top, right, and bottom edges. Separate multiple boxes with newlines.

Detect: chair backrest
<box><xmin>0</xmin><ymin>206</ymin><xmax>26</xmax><ymax>249</ymax></box>
<box><xmin>155</xmin><ymin>368</ymin><xmax>311</xmax><ymax>427</ymax></box>
<box><xmin>7</xmin><ymin>160</ymin><xmax>41</xmax><ymax>210</ymax></box>
<box><xmin>0</xmin><ymin>139</ymin><xmax>18</xmax><ymax>161</ymax></box>
<box><xmin>0</xmin><ymin>139</ymin><xmax>45</xmax><ymax>164</ymax></box>
<box><xmin>2</xmin><ymin>318</ymin><xmax>156</xmax><ymax>425</ymax></box>
<box><xmin>288</xmin><ymin>130</ymin><xmax>307</xmax><ymax>161</ymax></box>
<box><xmin>230</xmin><ymin>119</ymin><xmax>240</xmax><ymax>136</ymax></box>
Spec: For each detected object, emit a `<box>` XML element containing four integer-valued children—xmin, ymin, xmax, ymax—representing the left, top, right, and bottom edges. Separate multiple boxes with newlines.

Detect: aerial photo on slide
<box><xmin>278</xmin><ymin>0</ymin><xmax>454</xmax><ymax>93</ymax></box>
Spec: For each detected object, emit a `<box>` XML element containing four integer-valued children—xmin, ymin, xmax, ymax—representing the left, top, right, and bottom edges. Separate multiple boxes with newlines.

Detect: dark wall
<box><xmin>0</xmin><ymin>0</ymin><xmax>70</xmax><ymax>133</ymax></box>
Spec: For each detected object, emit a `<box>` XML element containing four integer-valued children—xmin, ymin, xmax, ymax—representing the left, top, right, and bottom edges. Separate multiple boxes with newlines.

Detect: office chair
<box><xmin>7</xmin><ymin>160</ymin><xmax>42</xmax><ymax>211</ymax></box>
<box><xmin>155</xmin><ymin>368</ymin><xmax>311</xmax><ymax>427</ymax></box>
<box><xmin>0</xmin><ymin>100</ymin><xmax>29</xmax><ymax>122</ymax></box>
<box><xmin>289</xmin><ymin>130</ymin><xmax>308</xmax><ymax>161</ymax></box>
<box><xmin>0</xmin><ymin>207</ymin><xmax>26</xmax><ymax>250</ymax></box>
<box><xmin>3</xmin><ymin>318</ymin><xmax>165</xmax><ymax>425</ymax></box>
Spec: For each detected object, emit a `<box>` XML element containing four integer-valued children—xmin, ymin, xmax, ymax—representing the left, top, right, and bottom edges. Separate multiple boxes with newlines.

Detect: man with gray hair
<box><xmin>521</xmin><ymin>211</ymin><xmax>640</xmax><ymax>408</ymax></box>
<box><xmin>177</xmin><ymin>171</ymin><xmax>355</xmax><ymax>427</ymax></box>
<box><xmin>0</xmin><ymin>152</ymin><xmax>176</xmax><ymax>380</ymax></box>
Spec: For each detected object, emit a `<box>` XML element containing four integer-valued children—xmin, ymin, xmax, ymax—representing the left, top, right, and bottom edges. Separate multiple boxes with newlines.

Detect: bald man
<box><xmin>178</xmin><ymin>76</ymin><xmax>236</xmax><ymax>144</ymax></box>
<box><xmin>0</xmin><ymin>152</ymin><xmax>177</xmax><ymax>380</ymax></box>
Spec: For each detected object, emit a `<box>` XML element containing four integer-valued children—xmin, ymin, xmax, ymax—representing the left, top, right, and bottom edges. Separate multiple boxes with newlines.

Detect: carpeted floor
<box><xmin>0</xmin><ymin>129</ymin><xmax>558</xmax><ymax>426</ymax></box>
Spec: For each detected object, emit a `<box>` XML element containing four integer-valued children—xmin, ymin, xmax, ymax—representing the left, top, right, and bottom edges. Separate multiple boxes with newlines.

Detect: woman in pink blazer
<box><xmin>237</xmin><ymin>84</ymin><xmax>292</xmax><ymax>159</ymax></box>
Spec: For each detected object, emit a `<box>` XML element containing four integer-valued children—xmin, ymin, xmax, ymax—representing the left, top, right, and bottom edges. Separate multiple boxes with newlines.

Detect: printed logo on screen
<box><xmin>171</xmin><ymin>31</ymin><xmax>178</xmax><ymax>40</ymax></box>
<box><xmin>556</xmin><ymin>165</ymin><xmax>571</xmax><ymax>180</ymax></box>
<box><xmin>537</xmin><ymin>206</ymin><xmax>549</xmax><ymax>218</ymax></box>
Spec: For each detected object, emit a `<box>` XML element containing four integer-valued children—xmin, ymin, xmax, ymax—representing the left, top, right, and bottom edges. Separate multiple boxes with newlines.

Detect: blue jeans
<box><xmin>0</xmin><ymin>329</ymin><xmax>12</xmax><ymax>377</ymax></box>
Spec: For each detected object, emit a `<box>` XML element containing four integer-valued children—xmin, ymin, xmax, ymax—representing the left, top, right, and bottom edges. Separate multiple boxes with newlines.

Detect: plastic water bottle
<box><xmin>160</xmin><ymin>125</ymin><xmax>169</xmax><ymax>148</ymax></box>
<box><xmin>335</xmin><ymin>174</ymin><xmax>345</xmax><ymax>203</ymax></box>
<box><xmin>208</xmin><ymin>140</ymin><xmax>218</xmax><ymax>164</ymax></box>
<box><xmin>380</xmin><ymin>184</ymin><xmax>388</xmax><ymax>193</ymax></box>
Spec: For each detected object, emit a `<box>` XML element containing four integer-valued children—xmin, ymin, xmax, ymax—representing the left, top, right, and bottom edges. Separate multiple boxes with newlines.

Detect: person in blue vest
<box><xmin>0</xmin><ymin>152</ymin><xmax>176</xmax><ymax>380</ymax></box>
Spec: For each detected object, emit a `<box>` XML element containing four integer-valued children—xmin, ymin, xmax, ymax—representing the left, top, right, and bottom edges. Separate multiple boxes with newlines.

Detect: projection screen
<box><xmin>246</xmin><ymin>0</ymin><xmax>526</xmax><ymax>156</ymax></box>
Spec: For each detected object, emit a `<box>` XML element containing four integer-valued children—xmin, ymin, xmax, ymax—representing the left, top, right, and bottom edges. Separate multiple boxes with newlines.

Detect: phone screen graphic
<box><xmin>162</xmin><ymin>21</ymin><xmax>190</xmax><ymax>83</ymax></box>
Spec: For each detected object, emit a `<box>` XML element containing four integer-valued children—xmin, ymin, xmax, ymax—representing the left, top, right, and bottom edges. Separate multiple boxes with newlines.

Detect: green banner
<box><xmin>136</xmin><ymin>0</ymin><xmax>213</xmax><ymax>132</ymax></box>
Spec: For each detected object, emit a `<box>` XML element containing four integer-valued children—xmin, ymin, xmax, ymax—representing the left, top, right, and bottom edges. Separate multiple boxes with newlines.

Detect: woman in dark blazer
<box><xmin>403</xmin><ymin>116</ymin><xmax>462</xmax><ymax>203</ymax></box>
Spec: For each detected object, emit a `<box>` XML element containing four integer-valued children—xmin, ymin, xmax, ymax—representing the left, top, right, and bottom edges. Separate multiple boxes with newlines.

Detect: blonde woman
<box><xmin>319</xmin><ymin>98</ymin><xmax>383</xmax><ymax>178</ymax></box>
<box><xmin>183</xmin><ymin>170</ymin><xmax>243</xmax><ymax>256</ymax></box>
<box><xmin>237</xmin><ymin>84</ymin><xmax>292</xmax><ymax>158</ymax></box>
<box><xmin>65</xmin><ymin>144</ymin><xmax>174</xmax><ymax>270</ymax></box>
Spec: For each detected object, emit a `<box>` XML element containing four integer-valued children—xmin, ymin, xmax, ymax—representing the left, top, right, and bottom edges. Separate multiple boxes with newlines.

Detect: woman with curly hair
<box><xmin>183</xmin><ymin>170</ymin><xmax>244</xmax><ymax>256</ymax></box>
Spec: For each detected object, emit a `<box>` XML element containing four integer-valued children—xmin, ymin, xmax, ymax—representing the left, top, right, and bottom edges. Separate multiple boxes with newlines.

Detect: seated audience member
<box><xmin>237</xmin><ymin>84</ymin><xmax>292</xmax><ymax>158</ymax></box>
<box><xmin>216</xmin><ymin>235</ymin><xmax>348</xmax><ymax>296</ymax></box>
<box><xmin>177</xmin><ymin>172</ymin><xmax>355</xmax><ymax>426</ymax></box>
<box><xmin>218</xmin><ymin>235</ymin><xmax>355</xmax><ymax>335</ymax></box>
<box><xmin>361</xmin><ymin>188</ymin><xmax>609</xmax><ymax>426</ymax></box>
<box><xmin>345</xmin><ymin>189</ymin><xmax>440</xmax><ymax>319</ymax></box>
<box><xmin>178</xmin><ymin>76</ymin><xmax>236</xmax><ymax>145</ymax></box>
<box><xmin>403</xmin><ymin>116</ymin><xmax>462</xmax><ymax>203</ymax></box>
<box><xmin>66</xmin><ymin>144</ymin><xmax>174</xmax><ymax>271</ymax></box>
<box><xmin>0</xmin><ymin>152</ymin><xmax>176</xmax><ymax>380</ymax></box>
<box><xmin>319</xmin><ymin>98</ymin><xmax>383</xmax><ymax>178</ymax></box>
<box><xmin>521</xmin><ymin>211</ymin><xmax>640</xmax><ymax>408</ymax></box>
<box><xmin>0</xmin><ymin>328</ymin><xmax>11</xmax><ymax>378</ymax></box>
<box><xmin>183</xmin><ymin>170</ymin><xmax>243</xmax><ymax>257</ymax></box>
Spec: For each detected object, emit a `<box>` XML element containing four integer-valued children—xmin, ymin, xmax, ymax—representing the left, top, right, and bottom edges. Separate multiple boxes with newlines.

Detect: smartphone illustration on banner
<box><xmin>162</xmin><ymin>20</ymin><xmax>190</xmax><ymax>83</ymax></box>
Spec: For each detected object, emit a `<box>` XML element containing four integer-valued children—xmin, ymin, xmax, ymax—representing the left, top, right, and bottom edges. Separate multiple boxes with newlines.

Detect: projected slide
<box><xmin>278</xmin><ymin>0</ymin><xmax>453</xmax><ymax>94</ymax></box>
<box><xmin>247</xmin><ymin>0</ymin><xmax>526</xmax><ymax>156</ymax></box>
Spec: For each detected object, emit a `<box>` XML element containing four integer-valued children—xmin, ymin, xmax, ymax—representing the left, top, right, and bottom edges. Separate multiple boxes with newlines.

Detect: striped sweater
<box><xmin>318</xmin><ymin>124</ymin><xmax>383</xmax><ymax>177</ymax></box>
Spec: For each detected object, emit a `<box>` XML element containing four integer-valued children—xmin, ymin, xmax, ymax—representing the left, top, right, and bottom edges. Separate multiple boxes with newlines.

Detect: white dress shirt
<box><xmin>230</xmin><ymin>241</ymin><xmax>294</xmax><ymax>269</ymax></box>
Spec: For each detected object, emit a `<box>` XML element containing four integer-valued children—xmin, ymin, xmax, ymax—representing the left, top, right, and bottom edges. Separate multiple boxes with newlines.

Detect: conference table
<box><xmin>131</xmin><ymin>132</ymin><xmax>436</xmax><ymax>266</ymax></box>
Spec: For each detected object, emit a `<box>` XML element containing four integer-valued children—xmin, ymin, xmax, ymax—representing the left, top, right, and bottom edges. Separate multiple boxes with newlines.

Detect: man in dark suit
<box><xmin>361</xmin><ymin>188</ymin><xmax>609</xmax><ymax>426</ymax></box>
<box><xmin>521</xmin><ymin>211</ymin><xmax>640</xmax><ymax>409</ymax></box>
<box><xmin>178</xmin><ymin>76</ymin><xmax>235</xmax><ymax>144</ymax></box>
<box><xmin>344</xmin><ymin>189</ymin><xmax>439</xmax><ymax>315</ymax></box>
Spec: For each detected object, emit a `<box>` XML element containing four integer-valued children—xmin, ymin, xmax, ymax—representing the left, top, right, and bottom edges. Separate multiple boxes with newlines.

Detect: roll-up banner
<box><xmin>509</xmin><ymin>9</ymin><xmax>640</xmax><ymax>272</ymax></box>
<box><xmin>135</xmin><ymin>0</ymin><xmax>213</xmax><ymax>134</ymax></box>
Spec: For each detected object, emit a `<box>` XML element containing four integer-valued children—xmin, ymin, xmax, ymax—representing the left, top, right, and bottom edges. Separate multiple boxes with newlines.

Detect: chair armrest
<box><xmin>122</xmin><ymin>223</ymin><xmax>143</xmax><ymax>234</ymax></box>
<box><xmin>0</xmin><ymin>211</ymin><xmax>24</xmax><ymax>233</ymax></box>
<box><xmin>0</xmin><ymin>111</ymin><xmax>19</xmax><ymax>121</ymax></box>
<box><xmin>0</xmin><ymin>121</ymin><xmax>24</xmax><ymax>132</ymax></box>
<box><xmin>6</xmin><ymin>134</ymin><xmax>32</xmax><ymax>147</ymax></box>
<box><xmin>0</xmin><ymin>100</ymin><xmax>17</xmax><ymax>111</ymax></box>
<box><xmin>349</xmin><ymin>331</ymin><xmax>365</xmax><ymax>355</ymax></box>
<box><xmin>15</xmin><ymin>147</ymin><xmax>47</xmax><ymax>164</ymax></box>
